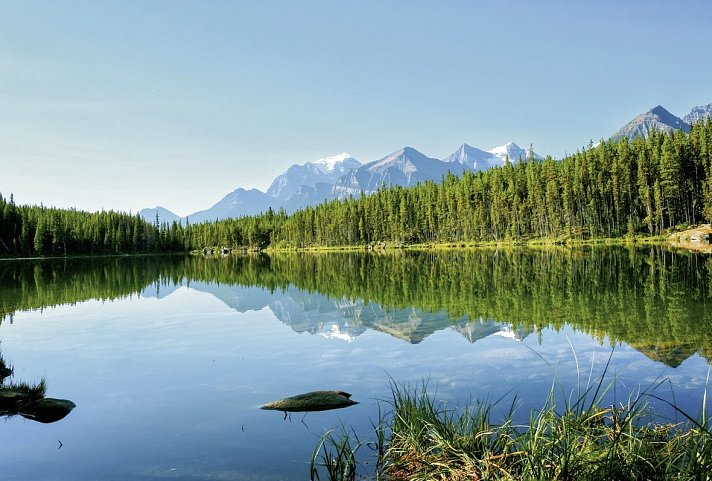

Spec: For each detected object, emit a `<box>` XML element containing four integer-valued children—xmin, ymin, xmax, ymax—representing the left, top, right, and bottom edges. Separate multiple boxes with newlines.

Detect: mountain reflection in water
<box><xmin>1</xmin><ymin>246</ymin><xmax>710</xmax><ymax>367</ymax></box>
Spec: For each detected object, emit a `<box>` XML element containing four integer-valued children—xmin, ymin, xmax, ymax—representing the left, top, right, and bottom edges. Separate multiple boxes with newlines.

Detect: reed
<box><xmin>310</xmin><ymin>426</ymin><xmax>361</xmax><ymax>481</ymax></box>
<box><xmin>314</xmin><ymin>373</ymin><xmax>712</xmax><ymax>481</ymax></box>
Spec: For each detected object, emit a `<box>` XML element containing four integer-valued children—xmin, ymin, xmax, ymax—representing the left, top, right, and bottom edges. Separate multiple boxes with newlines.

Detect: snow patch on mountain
<box><xmin>444</xmin><ymin>143</ymin><xmax>541</xmax><ymax>171</ymax></box>
<box><xmin>487</xmin><ymin>142</ymin><xmax>541</xmax><ymax>163</ymax></box>
<box><xmin>311</xmin><ymin>153</ymin><xmax>360</xmax><ymax>174</ymax></box>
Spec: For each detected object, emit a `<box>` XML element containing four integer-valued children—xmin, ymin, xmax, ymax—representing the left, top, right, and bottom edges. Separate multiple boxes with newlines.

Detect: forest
<box><xmin>0</xmin><ymin>198</ymin><xmax>185</xmax><ymax>256</ymax></box>
<box><xmin>186</xmin><ymin>120</ymin><xmax>712</xmax><ymax>249</ymax></box>
<box><xmin>1</xmin><ymin>120</ymin><xmax>712</xmax><ymax>255</ymax></box>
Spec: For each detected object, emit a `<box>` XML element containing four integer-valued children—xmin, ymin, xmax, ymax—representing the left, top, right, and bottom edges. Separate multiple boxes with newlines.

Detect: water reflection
<box><xmin>1</xmin><ymin>246</ymin><xmax>710</xmax><ymax>367</ymax></box>
<box><xmin>0</xmin><ymin>349</ymin><xmax>75</xmax><ymax>424</ymax></box>
<box><xmin>1</xmin><ymin>248</ymin><xmax>710</xmax><ymax>481</ymax></box>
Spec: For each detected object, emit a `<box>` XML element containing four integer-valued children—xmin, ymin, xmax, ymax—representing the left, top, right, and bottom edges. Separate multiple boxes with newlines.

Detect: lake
<box><xmin>1</xmin><ymin>246</ymin><xmax>711</xmax><ymax>480</ymax></box>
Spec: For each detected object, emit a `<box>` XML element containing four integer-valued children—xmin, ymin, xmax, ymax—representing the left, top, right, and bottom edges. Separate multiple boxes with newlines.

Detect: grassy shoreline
<box><xmin>0</xmin><ymin>234</ymin><xmax>687</xmax><ymax>258</ymax></box>
<box><xmin>311</xmin><ymin>377</ymin><xmax>712</xmax><ymax>481</ymax></box>
<box><xmin>266</xmin><ymin>235</ymin><xmax>668</xmax><ymax>254</ymax></box>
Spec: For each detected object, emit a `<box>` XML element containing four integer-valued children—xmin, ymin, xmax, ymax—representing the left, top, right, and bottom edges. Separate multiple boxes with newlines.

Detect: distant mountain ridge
<box><xmin>139</xmin><ymin>206</ymin><xmax>182</xmax><ymax>225</ymax></box>
<box><xmin>609</xmin><ymin>102</ymin><xmax>711</xmax><ymax>143</ymax></box>
<box><xmin>683</xmin><ymin>104</ymin><xmax>712</xmax><ymax>125</ymax></box>
<box><xmin>331</xmin><ymin>147</ymin><xmax>458</xmax><ymax>197</ymax></box>
<box><xmin>445</xmin><ymin>142</ymin><xmax>543</xmax><ymax>171</ymax></box>
<box><xmin>187</xmin><ymin>188</ymin><xmax>273</xmax><ymax>223</ymax></box>
<box><xmin>141</xmin><ymin>141</ymin><xmax>541</xmax><ymax>223</ymax></box>
<box><xmin>609</xmin><ymin>105</ymin><xmax>690</xmax><ymax>143</ymax></box>
<box><xmin>266</xmin><ymin>153</ymin><xmax>361</xmax><ymax>201</ymax></box>
<box><xmin>142</xmin><ymin>101</ymin><xmax>711</xmax><ymax>224</ymax></box>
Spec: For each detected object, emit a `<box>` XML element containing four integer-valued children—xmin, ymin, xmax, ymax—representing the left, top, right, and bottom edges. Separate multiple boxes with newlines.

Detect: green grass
<box><xmin>311</xmin><ymin>374</ymin><xmax>712</xmax><ymax>481</ymax></box>
<box><xmin>310</xmin><ymin>427</ymin><xmax>361</xmax><ymax>481</ymax></box>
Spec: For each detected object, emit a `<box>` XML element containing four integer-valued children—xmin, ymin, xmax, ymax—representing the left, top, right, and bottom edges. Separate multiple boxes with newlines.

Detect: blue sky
<box><xmin>1</xmin><ymin>1</ymin><xmax>711</xmax><ymax>216</ymax></box>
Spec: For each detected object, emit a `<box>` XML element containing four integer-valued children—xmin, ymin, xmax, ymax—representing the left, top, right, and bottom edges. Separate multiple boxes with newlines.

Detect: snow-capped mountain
<box><xmin>332</xmin><ymin>147</ymin><xmax>460</xmax><ymax>197</ymax></box>
<box><xmin>487</xmin><ymin>142</ymin><xmax>542</xmax><ymax>164</ymax></box>
<box><xmin>266</xmin><ymin>163</ymin><xmax>334</xmax><ymax>201</ymax></box>
<box><xmin>610</xmin><ymin>105</ymin><xmax>691</xmax><ymax>142</ymax></box>
<box><xmin>311</xmin><ymin>153</ymin><xmax>361</xmax><ymax>176</ymax></box>
<box><xmin>683</xmin><ymin>103</ymin><xmax>712</xmax><ymax>125</ymax></box>
<box><xmin>444</xmin><ymin>142</ymin><xmax>541</xmax><ymax>171</ymax></box>
<box><xmin>141</xmin><ymin>143</ymin><xmax>542</xmax><ymax>223</ymax></box>
<box><xmin>444</xmin><ymin>143</ymin><xmax>495</xmax><ymax>170</ymax></box>
<box><xmin>266</xmin><ymin>153</ymin><xmax>361</xmax><ymax>201</ymax></box>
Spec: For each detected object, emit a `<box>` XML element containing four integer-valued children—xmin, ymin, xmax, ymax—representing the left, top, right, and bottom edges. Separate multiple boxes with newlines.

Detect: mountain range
<box><xmin>142</xmin><ymin>102</ymin><xmax>711</xmax><ymax>223</ymax></box>
<box><xmin>141</xmin><ymin>142</ymin><xmax>542</xmax><ymax>223</ymax></box>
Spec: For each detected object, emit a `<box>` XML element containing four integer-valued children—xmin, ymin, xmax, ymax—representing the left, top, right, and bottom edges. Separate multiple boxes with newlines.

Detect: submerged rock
<box><xmin>20</xmin><ymin>398</ymin><xmax>76</xmax><ymax>424</ymax></box>
<box><xmin>260</xmin><ymin>390</ymin><xmax>358</xmax><ymax>412</ymax></box>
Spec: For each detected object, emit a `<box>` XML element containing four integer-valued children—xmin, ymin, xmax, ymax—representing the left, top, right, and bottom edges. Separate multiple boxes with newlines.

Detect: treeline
<box><xmin>0</xmin><ymin>197</ymin><xmax>186</xmax><ymax>256</ymax></box>
<box><xmin>3</xmin><ymin>121</ymin><xmax>712</xmax><ymax>254</ymax></box>
<box><xmin>185</xmin><ymin>120</ymin><xmax>712</xmax><ymax>248</ymax></box>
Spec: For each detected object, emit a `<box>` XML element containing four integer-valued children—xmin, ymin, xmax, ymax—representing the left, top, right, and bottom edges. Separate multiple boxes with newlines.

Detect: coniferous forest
<box><xmin>0</xmin><ymin>201</ymin><xmax>185</xmax><ymax>256</ymax></box>
<box><xmin>2</xmin><ymin>120</ymin><xmax>712</xmax><ymax>256</ymax></box>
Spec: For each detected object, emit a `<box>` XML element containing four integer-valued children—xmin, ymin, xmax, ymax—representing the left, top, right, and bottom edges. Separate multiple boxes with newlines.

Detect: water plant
<box><xmin>310</xmin><ymin>427</ymin><xmax>361</xmax><ymax>481</ymax></box>
<box><xmin>314</xmin><ymin>372</ymin><xmax>712</xmax><ymax>481</ymax></box>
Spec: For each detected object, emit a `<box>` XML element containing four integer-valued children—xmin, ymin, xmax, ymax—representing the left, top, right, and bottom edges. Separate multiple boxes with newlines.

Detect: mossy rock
<box><xmin>20</xmin><ymin>398</ymin><xmax>76</xmax><ymax>424</ymax></box>
<box><xmin>260</xmin><ymin>390</ymin><xmax>357</xmax><ymax>412</ymax></box>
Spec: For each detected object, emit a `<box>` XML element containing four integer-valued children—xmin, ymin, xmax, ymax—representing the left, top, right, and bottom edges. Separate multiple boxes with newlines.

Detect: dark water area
<box><xmin>0</xmin><ymin>246</ymin><xmax>710</xmax><ymax>480</ymax></box>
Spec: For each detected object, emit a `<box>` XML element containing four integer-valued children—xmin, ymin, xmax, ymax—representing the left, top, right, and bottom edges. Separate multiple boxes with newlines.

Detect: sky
<box><xmin>1</xmin><ymin>1</ymin><xmax>711</xmax><ymax>217</ymax></box>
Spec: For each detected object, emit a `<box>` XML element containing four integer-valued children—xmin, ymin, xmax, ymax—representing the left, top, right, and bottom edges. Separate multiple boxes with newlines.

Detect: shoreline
<box><xmin>0</xmin><ymin>252</ymin><xmax>187</xmax><ymax>262</ymax></box>
<box><xmin>265</xmin><ymin>235</ymin><xmax>668</xmax><ymax>253</ymax></box>
<box><xmin>5</xmin><ymin>229</ymin><xmax>711</xmax><ymax>259</ymax></box>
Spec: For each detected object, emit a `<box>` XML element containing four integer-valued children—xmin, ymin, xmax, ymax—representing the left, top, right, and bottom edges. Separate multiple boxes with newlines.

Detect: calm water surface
<box><xmin>0</xmin><ymin>247</ymin><xmax>710</xmax><ymax>480</ymax></box>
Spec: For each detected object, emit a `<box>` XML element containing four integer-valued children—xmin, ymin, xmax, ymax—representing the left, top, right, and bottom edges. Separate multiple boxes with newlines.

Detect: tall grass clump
<box><xmin>381</xmin><ymin>379</ymin><xmax>518</xmax><ymax>480</ymax></box>
<box><xmin>371</xmin><ymin>374</ymin><xmax>712</xmax><ymax>481</ymax></box>
<box><xmin>311</xmin><ymin>358</ymin><xmax>712</xmax><ymax>481</ymax></box>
